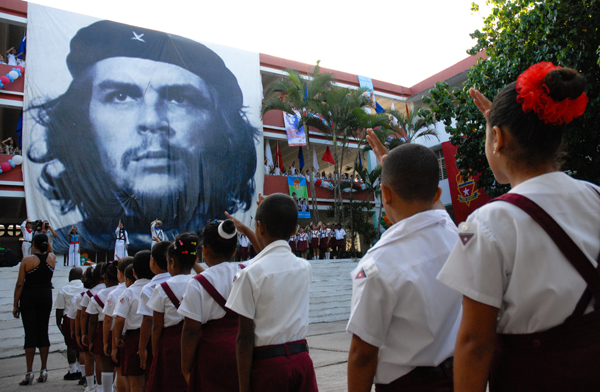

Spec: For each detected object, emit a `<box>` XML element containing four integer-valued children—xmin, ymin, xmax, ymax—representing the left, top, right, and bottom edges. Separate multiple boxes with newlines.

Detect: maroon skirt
<box><xmin>251</xmin><ymin>342</ymin><xmax>317</xmax><ymax>392</ymax></box>
<box><xmin>319</xmin><ymin>238</ymin><xmax>329</xmax><ymax>249</ymax></box>
<box><xmin>240</xmin><ymin>247</ymin><xmax>248</xmax><ymax>260</ymax></box>
<box><xmin>310</xmin><ymin>238</ymin><xmax>318</xmax><ymax>248</ymax></box>
<box><xmin>92</xmin><ymin>321</ymin><xmax>104</xmax><ymax>355</ymax></box>
<box><xmin>336</xmin><ymin>239</ymin><xmax>344</xmax><ymax>247</ymax></box>
<box><xmin>188</xmin><ymin>314</ymin><xmax>239</xmax><ymax>392</ymax></box>
<box><xmin>297</xmin><ymin>240</ymin><xmax>308</xmax><ymax>252</ymax></box>
<box><xmin>121</xmin><ymin>329</ymin><xmax>152</xmax><ymax>377</ymax></box>
<box><xmin>147</xmin><ymin>322</ymin><xmax>187</xmax><ymax>392</ymax></box>
<box><xmin>289</xmin><ymin>240</ymin><xmax>297</xmax><ymax>251</ymax></box>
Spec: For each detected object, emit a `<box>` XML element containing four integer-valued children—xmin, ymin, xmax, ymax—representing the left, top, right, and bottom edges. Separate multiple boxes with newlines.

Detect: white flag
<box><xmin>391</xmin><ymin>102</ymin><xmax>395</xmax><ymax>111</ymax></box>
<box><xmin>265</xmin><ymin>139</ymin><xmax>274</xmax><ymax>168</ymax></box>
<box><xmin>313</xmin><ymin>148</ymin><xmax>319</xmax><ymax>171</ymax></box>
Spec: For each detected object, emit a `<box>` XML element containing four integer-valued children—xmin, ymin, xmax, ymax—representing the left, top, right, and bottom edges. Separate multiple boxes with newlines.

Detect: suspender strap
<box><xmin>93</xmin><ymin>294</ymin><xmax>105</xmax><ymax>309</ymax></box>
<box><xmin>194</xmin><ymin>274</ymin><xmax>236</xmax><ymax>316</ymax></box>
<box><xmin>86</xmin><ymin>290</ymin><xmax>93</xmax><ymax>298</ymax></box>
<box><xmin>160</xmin><ymin>282</ymin><xmax>180</xmax><ymax>309</ymax></box>
<box><xmin>493</xmin><ymin>193</ymin><xmax>600</xmax><ymax>310</ymax></box>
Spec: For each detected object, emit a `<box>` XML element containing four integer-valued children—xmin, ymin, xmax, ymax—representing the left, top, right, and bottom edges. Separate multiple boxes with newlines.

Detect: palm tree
<box><xmin>388</xmin><ymin>108</ymin><xmax>439</xmax><ymax>144</ymax></box>
<box><xmin>261</xmin><ymin>61</ymin><xmax>335</xmax><ymax>222</ymax></box>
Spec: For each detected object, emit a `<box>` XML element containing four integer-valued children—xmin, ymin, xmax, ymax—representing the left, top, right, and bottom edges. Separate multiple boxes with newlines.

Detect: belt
<box><xmin>253</xmin><ymin>340</ymin><xmax>309</xmax><ymax>361</ymax></box>
<box><xmin>397</xmin><ymin>357</ymin><xmax>453</xmax><ymax>384</ymax></box>
<box><xmin>125</xmin><ymin>328</ymin><xmax>141</xmax><ymax>335</ymax></box>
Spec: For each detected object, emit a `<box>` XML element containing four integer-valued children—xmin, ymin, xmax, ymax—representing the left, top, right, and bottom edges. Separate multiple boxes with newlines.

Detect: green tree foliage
<box><xmin>423</xmin><ymin>0</ymin><xmax>600</xmax><ymax>197</ymax></box>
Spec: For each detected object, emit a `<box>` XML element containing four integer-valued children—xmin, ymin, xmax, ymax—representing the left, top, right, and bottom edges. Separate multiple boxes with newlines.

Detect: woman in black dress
<box><xmin>13</xmin><ymin>233</ymin><xmax>56</xmax><ymax>385</ymax></box>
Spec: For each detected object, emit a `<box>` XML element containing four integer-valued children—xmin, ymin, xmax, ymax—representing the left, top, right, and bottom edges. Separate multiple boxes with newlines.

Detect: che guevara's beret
<box><xmin>66</xmin><ymin>20</ymin><xmax>243</xmax><ymax>107</ymax></box>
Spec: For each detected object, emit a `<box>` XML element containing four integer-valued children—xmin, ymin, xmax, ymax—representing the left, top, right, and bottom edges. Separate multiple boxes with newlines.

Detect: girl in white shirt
<box><xmin>437</xmin><ymin>63</ymin><xmax>599</xmax><ymax>392</ymax></box>
<box><xmin>179</xmin><ymin>220</ymin><xmax>243</xmax><ymax>391</ymax></box>
<box><xmin>146</xmin><ymin>233</ymin><xmax>198</xmax><ymax>392</ymax></box>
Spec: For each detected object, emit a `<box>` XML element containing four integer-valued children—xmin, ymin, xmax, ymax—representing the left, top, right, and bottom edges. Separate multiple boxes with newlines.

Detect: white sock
<box><xmin>79</xmin><ymin>364</ymin><xmax>85</xmax><ymax>374</ymax></box>
<box><xmin>86</xmin><ymin>375</ymin><xmax>95</xmax><ymax>387</ymax></box>
<box><xmin>69</xmin><ymin>362</ymin><xmax>77</xmax><ymax>373</ymax></box>
<box><xmin>101</xmin><ymin>373</ymin><xmax>113</xmax><ymax>392</ymax></box>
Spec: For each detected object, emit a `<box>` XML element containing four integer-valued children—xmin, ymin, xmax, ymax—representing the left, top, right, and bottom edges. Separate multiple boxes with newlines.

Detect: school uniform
<box><xmin>226</xmin><ymin>240</ymin><xmax>317</xmax><ymax>392</ymax></box>
<box><xmin>103</xmin><ymin>282</ymin><xmax>127</xmax><ymax>366</ymax></box>
<box><xmin>20</xmin><ymin>221</ymin><xmax>32</xmax><ymax>258</ymax></box>
<box><xmin>334</xmin><ymin>228</ymin><xmax>346</xmax><ymax>248</ymax></box>
<box><xmin>114</xmin><ymin>228</ymin><xmax>129</xmax><ymax>259</ymax></box>
<box><xmin>150</xmin><ymin>222</ymin><xmax>165</xmax><ymax>249</ymax></box>
<box><xmin>310</xmin><ymin>230</ymin><xmax>320</xmax><ymax>249</ymax></box>
<box><xmin>146</xmin><ymin>274</ymin><xmax>192</xmax><ymax>392</ymax></box>
<box><xmin>297</xmin><ymin>233</ymin><xmax>309</xmax><ymax>252</ymax></box>
<box><xmin>178</xmin><ymin>262</ymin><xmax>248</xmax><ymax>392</ymax></box>
<box><xmin>438</xmin><ymin>172</ymin><xmax>600</xmax><ymax>391</ymax></box>
<box><xmin>66</xmin><ymin>291</ymin><xmax>86</xmax><ymax>353</ymax></box>
<box><xmin>239</xmin><ymin>235</ymin><xmax>249</xmax><ymax>260</ymax></box>
<box><xmin>86</xmin><ymin>285</ymin><xmax>117</xmax><ymax>356</ymax></box>
<box><xmin>137</xmin><ymin>272</ymin><xmax>171</xmax><ymax>318</ymax></box>
<box><xmin>289</xmin><ymin>234</ymin><xmax>297</xmax><ymax>252</ymax></box>
<box><xmin>68</xmin><ymin>234</ymin><xmax>80</xmax><ymax>266</ymax></box>
<box><xmin>113</xmin><ymin>278</ymin><xmax>150</xmax><ymax>376</ymax></box>
<box><xmin>347</xmin><ymin>209</ymin><xmax>461</xmax><ymax>391</ymax></box>
<box><xmin>56</xmin><ymin>279</ymin><xmax>84</xmax><ymax>348</ymax></box>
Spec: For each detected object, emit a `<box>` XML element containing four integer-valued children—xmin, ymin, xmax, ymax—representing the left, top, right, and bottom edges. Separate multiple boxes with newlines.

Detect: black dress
<box><xmin>20</xmin><ymin>253</ymin><xmax>54</xmax><ymax>349</ymax></box>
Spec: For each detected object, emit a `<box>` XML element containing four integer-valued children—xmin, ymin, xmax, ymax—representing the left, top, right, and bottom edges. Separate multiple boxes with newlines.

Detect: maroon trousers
<box><xmin>251</xmin><ymin>349</ymin><xmax>318</xmax><ymax>392</ymax></box>
<box><xmin>489</xmin><ymin>312</ymin><xmax>600</xmax><ymax>392</ymax></box>
<box><xmin>375</xmin><ymin>358</ymin><xmax>453</xmax><ymax>392</ymax></box>
<box><xmin>147</xmin><ymin>322</ymin><xmax>187</xmax><ymax>392</ymax></box>
<box><xmin>188</xmin><ymin>314</ymin><xmax>239</xmax><ymax>392</ymax></box>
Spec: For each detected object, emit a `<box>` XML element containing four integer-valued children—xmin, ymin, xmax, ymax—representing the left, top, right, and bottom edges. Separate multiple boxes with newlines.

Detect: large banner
<box><xmin>442</xmin><ymin>141</ymin><xmax>490</xmax><ymax>224</ymax></box>
<box><xmin>23</xmin><ymin>4</ymin><xmax>263</xmax><ymax>254</ymax></box>
<box><xmin>283</xmin><ymin>111</ymin><xmax>306</xmax><ymax>146</ymax></box>
<box><xmin>288</xmin><ymin>176</ymin><xmax>310</xmax><ymax>219</ymax></box>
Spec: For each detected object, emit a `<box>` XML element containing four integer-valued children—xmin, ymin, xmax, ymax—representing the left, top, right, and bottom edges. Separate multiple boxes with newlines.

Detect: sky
<box><xmin>29</xmin><ymin>0</ymin><xmax>492</xmax><ymax>87</ymax></box>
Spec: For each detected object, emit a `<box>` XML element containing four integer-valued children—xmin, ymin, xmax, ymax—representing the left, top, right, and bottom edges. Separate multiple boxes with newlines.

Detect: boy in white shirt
<box><xmin>346</xmin><ymin>142</ymin><xmax>461</xmax><ymax>392</ymax></box>
<box><xmin>226</xmin><ymin>193</ymin><xmax>317</xmax><ymax>392</ymax></box>
<box><xmin>112</xmin><ymin>250</ymin><xmax>153</xmax><ymax>392</ymax></box>
<box><xmin>55</xmin><ymin>267</ymin><xmax>83</xmax><ymax>380</ymax></box>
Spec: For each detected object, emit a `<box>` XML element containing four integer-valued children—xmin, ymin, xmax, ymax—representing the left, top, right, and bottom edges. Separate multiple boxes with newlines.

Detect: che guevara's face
<box><xmin>88</xmin><ymin>57</ymin><xmax>215</xmax><ymax>197</ymax></box>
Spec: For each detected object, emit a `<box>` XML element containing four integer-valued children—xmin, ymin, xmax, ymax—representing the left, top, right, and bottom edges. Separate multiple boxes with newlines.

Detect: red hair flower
<box><xmin>516</xmin><ymin>62</ymin><xmax>588</xmax><ymax>125</ymax></box>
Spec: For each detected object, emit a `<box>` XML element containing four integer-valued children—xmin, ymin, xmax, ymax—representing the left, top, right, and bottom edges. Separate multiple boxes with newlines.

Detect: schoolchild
<box><xmin>114</xmin><ymin>222</ymin><xmax>129</xmax><ymax>260</ymax></box>
<box><xmin>55</xmin><ymin>267</ymin><xmax>83</xmax><ymax>380</ymax></box>
<box><xmin>239</xmin><ymin>233</ymin><xmax>250</xmax><ymax>261</ymax></box>
<box><xmin>80</xmin><ymin>265</ymin><xmax>106</xmax><ymax>391</ymax></box>
<box><xmin>310</xmin><ymin>224</ymin><xmax>320</xmax><ymax>260</ymax></box>
<box><xmin>323</xmin><ymin>224</ymin><xmax>333</xmax><ymax>259</ymax></box>
<box><xmin>66</xmin><ymin>267</ymin><xmax>93</xmax><ymax>386</ymax></box>
<box><xmin>346</xmin><ymin>141</ymin><xmax>462</xmax><ymax>392</ymax></box>
<box><xmin>297</xmin><ymin>227</ymin><xmax>309</xmax><ymax>259</ymax></box>
<box><xmin>437</xmin><ymin>64</ymin><xmax>600</xmax><ymax>392</ymax></box>
<box><xmin>226</xmin><ymin>193</ymin><xmax>318</xmax><ymax>392</ymax></box>
<box><xmin>179</xmin><ymin>221</ymin><xmax>242</xmax><ymax>391</ymax></box>
<box><xmin>86</xmin><ymin>262</ymin><xmax>119</xmax><ymax>392</ymax></box>
<box><xmin>103</xmin><ymin>257</ymin><xmax>134</xmax><ymax>392</ymax></box>
<box><xmin>333</xmin><ymin>224</ymin><xmax>347</xmax><ymax>259</ymax></box>
<box><xmin>319</xmin><ymin>223</ymin><xmax>330</xmax><ymax>260</ymax></box>
<box><xmin>137</xmin><ymin>242</ymin><xmax>170</xmax><ymax>375</ymax></box>
<box><xmin>112</xmin><ymin>251</ymin><xmax>154</xmax><ymax>392</ymax></box>
<box><xmin>146</xmin><ymin>233</ymin><xmax>198</xmax><ymax>392</ymax></box>
<box><xmin>289</xmin><ymin>231</ymin><xmax>298</xmax><ymax>255</ymax></box>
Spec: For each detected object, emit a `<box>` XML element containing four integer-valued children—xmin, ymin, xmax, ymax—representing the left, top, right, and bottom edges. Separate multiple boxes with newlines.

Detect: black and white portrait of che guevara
<box><xmin>24</xmin><ymin>5</ymin><xmax>263</xmax><ymax>254</ymax></box>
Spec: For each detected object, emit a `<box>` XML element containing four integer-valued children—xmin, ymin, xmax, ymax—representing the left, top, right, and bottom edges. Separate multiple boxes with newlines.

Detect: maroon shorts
<box><xmin>91</xmin><ymin>321</ymin><xmax>104</xmax><ymax>356</ymax></box>
<box><xmin>61</xmin><ymin>316</ymin><xmax>75</xmax><ymax>348</ymax></box>
<box><xmin>106</xmin><ymin>330</ymin><xmax>120</xmax><ymax>367</ymax></box>
<box><xmin>147</xmin><ymin>322</ymin><xmax>186</xmax><ymax>392</ymax></box>
<box><xmin>310</xmin><ymin>238</ymin><xmax>318</xmax><ymax>248</ymax></box>
<box><xmin>297</xmin><ymin>241</ymin><xmax>308</xmax><ymax>252</ymax></box>
<box><xmin>375</xmin><ymin>358</ymin><xmax>453</xmax><ymax>392</ymax></box>
<box><xmin>240</xmin><ymin>247</ymin><xmax>248</xmax><ymax>260</ymax></box>
<box><xmin>336</xmin><ymin>239</ymin><xmax>344</xmax><ymax>247</ymax></box>
<box><xmin>251</xmin><ymin>340</ymin><xmax>317</xmax><ymax>392</ymax></box>
<box><xmin>120</xmin><ymin>329</ymin><xmax>151</xmax><ymax>377</ymax></box>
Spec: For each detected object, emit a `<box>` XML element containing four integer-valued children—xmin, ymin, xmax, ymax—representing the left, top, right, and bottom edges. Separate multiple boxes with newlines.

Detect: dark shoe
<box><xmin>64</xmin><ymin>371</ymin><xmax>82</xmax><ymax>380</ymax></box>
<box><xmin>19</xmin><ymin>372</ymin><xmax>34</xmax><ymax>386</ymax></box>
<box><xmin>79</xmin><ymin>376</ymin><xmax>86</xmax><ymax>386</ymax></box>
<box><xmin>36</xmin><ymin>369</ymin><xmax>47</xmax><ymax>383</ymax></box>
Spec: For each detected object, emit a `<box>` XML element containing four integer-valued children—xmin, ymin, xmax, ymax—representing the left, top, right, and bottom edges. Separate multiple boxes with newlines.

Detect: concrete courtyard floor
<box><xmin>0</xmin><ymin>320</ymin><xmax>368</xmax><ymax>392</ymax></box>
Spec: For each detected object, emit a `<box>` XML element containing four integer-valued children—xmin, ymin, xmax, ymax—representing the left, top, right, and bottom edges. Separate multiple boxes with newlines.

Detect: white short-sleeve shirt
<box><xmin>79</xmin><ymin>283</ymin><xmax>106</xmax><ymax>309</ymax></box>
<box><xmin>438</xmin><ymin>172</ymin><xmax>600</xmax><ymax>334</ymax></box>
<box><xmin>239</xmin><ymin>235</ymin><xmax>249</xmax><ymax>248</ymax></box>
<box><xmin>147</xmin><ymin>274</ymin><xmax>193</xmax><ymax>328</ymax></box>
<box><xmin>335</xmin><ymin>229</ymin><xmax>347</xmax><ymax>240</ymax></box>
<box><xmin>226</xmin><ymin>240</ymin><xmax>312</xmax><ymax>347</ymax></box>
<box><xmin>137</xmin><ymin>272</ymin><xmax>171</xmax><ymax>317</ymax></box>
<box><xmin>103</xmin><ymin>282</ymin><xmax>126</xmax><ymax>330</ymax></box>
<box><xmin>66</xmin><ymin>291</ymin><xmax>85</xmax><ymax>319</ymax></box>
<box><xmin>56</xmin><ymin>280</ymin><xmax>84</xmax><ymax>316</ymax></box>
<box><xmin>178</xmin><ymin>262</ymin><xmax>247</xmax><ymax>324</ymax></box>
<box><xmin>114</xmin><ymin>278</ymin><xmax>149</xmax><ymax>331</ymax></box>
<box><xmin>86</xmin><ymin>285</ymin><xmax>118</xmax><ymax>322</ymax></box>
<box><xmin>347</xmin><ymin>209</ymin><xmax>461</xmax><ymax>384</ymax></box>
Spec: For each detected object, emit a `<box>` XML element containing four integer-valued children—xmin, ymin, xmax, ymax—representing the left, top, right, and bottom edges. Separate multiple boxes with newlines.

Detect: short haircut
<box><xmin>151</xmin><ymin>241</ymin><xmax>171</xmax><ymax>271</ymax></box>
<box><xmin>168</xmin><ymin>232</ymin><xmax>199</xmax><ymax>270</ymax></box>
<box><xmin>255</xmin><ymin>193</ymin><xmax>298</xmax><ymax>240</ymax></box>
<box><xmin>83</xmin><ymin>266</ymin><xmax>95</xmax><ymax>289</ymax></box>
<box><xmin>201</xmin><ymin>220</ymin><xmax>237</xmax><ymax>259</ymax></box>
<box><xmin>69</xmin><ymin>267</ymin><xmax>83</xmax><ymax>281</ymax></box>
<box><xmin>105</xmin><ymin>262</ymin><xmax>119</xmax><ymax>284</ymax></box>
<box><xmin>382</xmin><ymin>143</ymin><xmax>439</xmax><ymax>202</ymax></box>
<box><xmin>117</xmin><ymin>256</ymin><xmax>134</xmax><ymax>273</ymax></box>
<box><xmin>124</xmin><ymin>264</ymin><xmax>136</xmax><ymax>283</ymax></box>
<box><xmin>132</xmin><ymin>250</ymin><xmax>154</xmax><ymax>280</ymax></box>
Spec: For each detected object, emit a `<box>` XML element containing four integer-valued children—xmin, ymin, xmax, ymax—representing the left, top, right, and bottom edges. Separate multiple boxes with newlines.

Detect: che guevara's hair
<box><xmin>27</xmin><ymin>20</ymin><xmax>259</xmax><ymax>224</ymax></box>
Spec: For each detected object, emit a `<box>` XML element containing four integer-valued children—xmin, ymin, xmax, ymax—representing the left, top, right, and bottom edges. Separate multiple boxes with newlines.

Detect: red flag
<box><xmin>276</xmin><ymin>142</ymin><xmax>284</xmax><ymax>171</ymax></box>
<box><xmin>322</xmin><ymin>146</ymin><xmax>335</xmax><ymax>164</ymax></box>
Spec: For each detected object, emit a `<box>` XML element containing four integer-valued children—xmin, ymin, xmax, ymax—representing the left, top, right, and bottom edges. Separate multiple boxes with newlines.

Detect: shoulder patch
<box><xmin>353</xmin><ymin>259</ymin><xmax>378</xmax><ymax>280</ymax></box>
<box><xmin>458</xmin><ymin>222</ymin><xmax>476</xmax><ymax>248</ymax></box>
